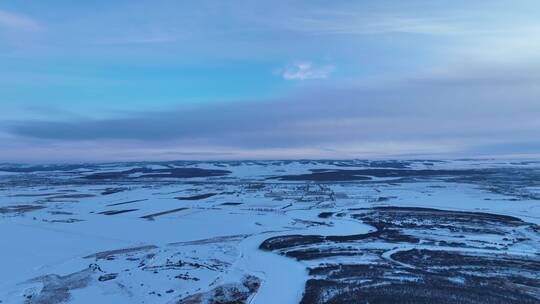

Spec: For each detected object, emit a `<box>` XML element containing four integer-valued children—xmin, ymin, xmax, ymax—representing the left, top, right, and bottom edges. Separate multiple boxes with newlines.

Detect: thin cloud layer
<box><xmin>0</xmin><ymin>9</ymin><xmax>40</xmax><ymax>31</ymax></box>
<box><xmin>7</xmin><ymin>65</ymin><xmax>540</xmax><ymax>160</ymax></box>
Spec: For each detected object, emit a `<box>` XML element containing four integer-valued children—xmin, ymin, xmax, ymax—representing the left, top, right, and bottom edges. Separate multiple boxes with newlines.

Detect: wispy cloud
<box><xmin>280</xmin><ymin>62</ymin><xmax>335</xmax><ymax>80</ymax></box>
<box><xmin>0</xmin><ymin>9</ymin><xmax>40</xmax><ymax>32</ymax></box>
<box><xmin>283</xmin><ymin>15</ymin><xmax>460</xmax><ymax>36</ymax></box>
<box><xmin>96</xmin><ymin>32</ymin><xmax>185</xmax><ymax>45</ymax></box>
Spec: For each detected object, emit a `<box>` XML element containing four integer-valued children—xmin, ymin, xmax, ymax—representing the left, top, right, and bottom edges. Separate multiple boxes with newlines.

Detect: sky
<box><xmin>1</xmin><ymin>0</ymin><xmax>540</xmax><ymax>162</ymax></box>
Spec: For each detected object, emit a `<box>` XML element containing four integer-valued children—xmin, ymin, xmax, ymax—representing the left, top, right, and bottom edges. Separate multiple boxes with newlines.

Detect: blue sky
<box><xmin>1</xmin><ymin>1</ymin><xmax>540</xmax><ymax>162</ymax></box>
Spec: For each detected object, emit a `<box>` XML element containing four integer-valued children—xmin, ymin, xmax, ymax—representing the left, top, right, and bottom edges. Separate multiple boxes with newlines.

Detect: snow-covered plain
<box><xmin>0</xmin><ymin>160</ymin><xmax>539</xmax><ymax>303</ymax></box>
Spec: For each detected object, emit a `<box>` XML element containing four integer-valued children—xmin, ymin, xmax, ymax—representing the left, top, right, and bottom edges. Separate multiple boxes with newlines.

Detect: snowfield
<box><xmin>0</xmin><ymin>160</ymin><xmax>539</xmax><ymax>303</ymax></box>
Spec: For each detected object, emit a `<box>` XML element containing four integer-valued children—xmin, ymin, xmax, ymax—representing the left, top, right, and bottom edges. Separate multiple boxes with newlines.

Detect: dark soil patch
<box><xmin>98</xmin><ymin>209</ymin><xmax>139</xmax><ymax>216</ymax></box>
<box><xmin>140</xmin><ymin>208</ymin><xmax>188</xmax><ymax>220</ymax></box>
<box><xmin>175</xmin><ymin>193</ymin><xmax>217</xmax><ymax>200</ymax></box>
